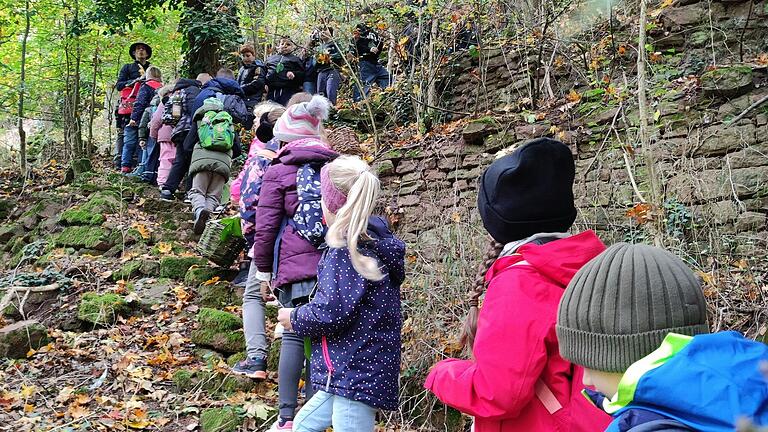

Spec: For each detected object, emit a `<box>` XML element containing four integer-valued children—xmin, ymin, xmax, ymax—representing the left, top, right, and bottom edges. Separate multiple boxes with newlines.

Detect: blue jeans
<box><xmin>120</xmin><ymin>125</ymin><xmax>139</xmax><ymax>168</ymax></box>
<box><xmin>293</xmin><ymin>391</ymin><xmax>377</xmax><ymax>432</ymax></box>
<box><xmin>317</xmin><ymin>69</ymin><xmax>341</xmax><ymax>105</ymax></box>
<box><xmin>303</xmin><ymin>80</ymin><xmax>317</xmax><ymax>95</ymax></box>
<box><xmin>141</xmin><ymin>137</ymin><xmax>159</xmax><ymax>184</ymax></box>
<box><xmin>353</xmin><ymin>61</ymin><xmax>390</xmax><ymax>102</ymax></box>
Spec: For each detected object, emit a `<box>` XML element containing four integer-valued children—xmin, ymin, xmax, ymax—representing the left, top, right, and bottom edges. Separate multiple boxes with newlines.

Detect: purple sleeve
<box><xmin>291</xmin><ymin>248</ymin><xmax>367</xmax><ymax>338</ymax></box>
<box><xmin>251</xmin><ymin>166</ymin><xmax>286</xmax><ymax>273</ymax></box>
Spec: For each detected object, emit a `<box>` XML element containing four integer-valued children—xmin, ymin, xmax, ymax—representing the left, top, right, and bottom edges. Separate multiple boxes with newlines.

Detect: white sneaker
<box><xmin>274</xmin><ymin>322</ymin><xmax>284</xmax><ymax>339</ymax></box>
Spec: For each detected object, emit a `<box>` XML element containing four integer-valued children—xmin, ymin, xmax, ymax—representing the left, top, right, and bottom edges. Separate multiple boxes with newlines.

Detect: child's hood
<box><xmin>204</xmin><ymin>77</ymin><xmax>245</xmax><ymax>97</ymax></box>
<box><xmin>487</xmin><ymin>230</ymin><xmax>606</xmax><ymax>287</ymax></box>
<box><xmin>274</xmin><ymin>139</ymin><xmax>337</xmax><ymax>166</ymax></box>
<box><xmin>362</xmin><ymin>216</ymin><xmax>406</xmax><ymax>286</ymax></box>
<box><xmin>591</xmin><ymin>331</ymin><xmax>768</xmax><ymax>431</ymax></box>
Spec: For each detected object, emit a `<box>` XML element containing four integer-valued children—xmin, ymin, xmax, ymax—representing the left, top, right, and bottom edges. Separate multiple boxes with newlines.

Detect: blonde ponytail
<box><xmin>324</xmin><ymin>156</ymin><xmax>384</xmax><ymax>281</ymax></box>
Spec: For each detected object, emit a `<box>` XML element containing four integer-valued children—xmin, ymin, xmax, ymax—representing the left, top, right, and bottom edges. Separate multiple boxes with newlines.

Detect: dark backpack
<box><xmin>215</xmin><ymin>93</ymin><xmax>249</xmax><ymax>126</ymax></box>
<box><xmin>162</xmin><ymin>89</ymin><xmax>185</xmax><ymax>126</ymax></box>
<box><xmin>290</xmin><ymin>162</ymin><xmax>327</xmax><ymax>248</ymax></box>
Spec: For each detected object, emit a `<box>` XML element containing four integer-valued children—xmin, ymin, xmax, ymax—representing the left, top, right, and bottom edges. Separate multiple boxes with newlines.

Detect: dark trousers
<box><xmin>163</xmin><ymin>131</ymin><xmax>193</xmax><ymax>194</ymax></box>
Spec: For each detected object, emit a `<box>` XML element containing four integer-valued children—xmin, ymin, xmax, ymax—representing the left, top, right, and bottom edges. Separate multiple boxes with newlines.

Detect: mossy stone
<box><xmin>172</xmin><ymin>369</ymin><xmax>196</xmax><ymax>392</ymax></box>
<box><xmin>112</xmin><ymin>261</ymin><xmax>142</xmax><ymax>281</ymax></box>
<box><xmin>77</xmin><ymin>293</ymin><xmax>129</xmax><ymax>325</ymax></box>
<box><xmin>0</xmin><ymin>198</ymin><xmax>15</xmax><ymax>220</ymax></box>
<box><xmin>701</xmin><ymin>66</ymin><xmax>754</xmax><ymax>98</ymax></box>
<box><xmin>0</xmin><ymin>320</ymin><xmax>49</xmax><ymax>359</ymax></box>
<box><xmin>59</xmin><ymin>208</ymin><xmax>105</xmax><ymax>226</ymax></box>
<box><xmin>199</xmin><ymin>282</ymin><xmax>241</xmax><ymax>308</ymax></box>
<box><xmin>226</xmin><ymin>352</ymin><xmax>246</xmax><ymax>367</ymax></box>
<box><xmin>191</xmin><ymin>308</ymin><xmax>245</xmax><ymax>354</ymax></box>
<box><xmin>160</xmin><ymin>256</ymin><xmax>208</xmax><ymax>279</ymax></box>
<box><xmin>267</xmin><ymin>338</ymin><xmax>281</xmax><ymax>372</ymax></box>
<box><xmin>54</xmin><ymin>226</ymin><xmax>112</xmax><ymax>250</ymax></box>
<box><xmin>199</xmin><ymin>370</ymin><xmax>255</xmax><ymax>395</ymax></box>
<box><xmin>0</xmin><ymin>223</ymin><xmax>24</xmax><ymax>245</ymax></box>
<box><xmin>184</xmin><ymin>266</ymin><xmax>223</xmax><ymax>286</ymax></box>
<box><xmin>82</xmin><ymin>190</ymin><xmax>122</xmax><ymax>214</ymax></box>
<box><xmin>200</xmin><ymin>406</ymin><xmax>240</xmax><ymax>432</ymax></box>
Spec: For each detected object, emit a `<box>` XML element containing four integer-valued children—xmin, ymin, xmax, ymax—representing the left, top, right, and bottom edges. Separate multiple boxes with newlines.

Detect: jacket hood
<box><xmin>592</xmin><ymin>331</ymin><xmax>768</xmax><ymax>431</ymax></box>
<box><xmin>204</xmin><ymin>77</ymin><xmax>245</xmax><ymax>97</ymax></box>
<box><xmin>365</xmin><ymin>216</ymin><xmax>406</xmax><ymax>286</ymax></box>
<box><xmin>275</xmin><ymin>139</ymin><xmax>338</xmax><ymax>166</ymax></box>
<box><xmin>173</xmin><ymin>78</ymin><xmax>201</xmax><ymax>92</ymax></box>
<box><xmin>487</xmin><ymin>230</ymin><xmax>605</xmax><ymax>287</ymax></box>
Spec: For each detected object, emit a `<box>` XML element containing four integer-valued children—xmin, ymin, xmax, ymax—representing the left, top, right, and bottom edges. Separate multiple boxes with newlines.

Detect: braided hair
<box><xmin>459</xmin><ymin>238</ymin><xmax>504</xmax><ymax>353</ymax></box>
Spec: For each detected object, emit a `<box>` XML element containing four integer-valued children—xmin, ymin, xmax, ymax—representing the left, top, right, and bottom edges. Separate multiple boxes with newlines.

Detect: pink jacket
<box><xmin>425</xmin><ymin>231</ymin><xmax>611</xmax><ymax>432</ymax></box>
<box><xmin>230</xmin><ymin>137</ymin><xmax>265</xmax><ymax>204</ymax></box>
<box><xmin>149</xmin><ymin>102</ymin><xmax>173</xmax><ymax>143</ymax></box>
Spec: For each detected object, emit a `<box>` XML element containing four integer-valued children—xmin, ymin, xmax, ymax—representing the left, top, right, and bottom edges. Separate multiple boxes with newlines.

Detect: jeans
<box><xmin>267</xmin><ymin>88</ymin><xmax>299</xmax><ymax>106</ymax></box>
<box><xmin>303</xmin><ymin>80</ymin><xmax>317</xmax><ymax>95</ymax></box>
<box><xmin>293</xmin><ymin>391</ymin><xmax>377</xmax><ymax>432</ymax></box>
<box><xmin>163</xmin><ymin>132</ymin><xmax>193</xmax><ymax>194</ymax></box>
<box><xmin>353</xmin><ymin>61</ymin><xmax>390</xmax><ymax>102</ymax></box>
<box><xmin>114</xmin><ymin>128</ymin><xmax>124</xmax><ymax>168</ymax></box>
<box><xmin>243</xmin><ymin>262</ymin><xmax>268</xmax><ymax>359</ymax></box>
<box><xmin>190</xmin><ymin>172</ymin><xmax>226</xmax><ymax>215</ymax></box>
<box><xmin>317</xmin><ymin>69</ymin><xmax>341</xmax><ymax>105</ymax></box>
<box><xmin>141</xmin><ymin>137</ymin><xmax>159</xmax><ymax>184</ymax></box>
<box><xmin>120</xmin><ymin>125</ymin><xmax>139</xmax><ymax>168</ymax></box>
<box><xmin>279</xmin><ymin>329</ymin><xmax>314</xmax><ymax>419</ymax></box>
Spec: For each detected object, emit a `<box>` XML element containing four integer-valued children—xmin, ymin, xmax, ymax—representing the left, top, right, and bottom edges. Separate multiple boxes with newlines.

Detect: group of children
<box><xmin>112</xmin><ymin>37</ymin><xmax>768</xmax><ymax>432</ymax></box>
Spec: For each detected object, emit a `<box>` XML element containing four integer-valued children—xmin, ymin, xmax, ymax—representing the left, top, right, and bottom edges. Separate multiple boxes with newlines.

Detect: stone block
<box><xmin>701</xmin><ymin>66</ymin><xmax>754</xmax><ymax>99</ymax></box>
<box><xmin>736</xmin><ymin>212</ymin><xmax>766</xmax><ymax>232</ymax></box>
<box><xmin>0</xmin><ymin>321</ymin><xmax>48</xmax><ymax>359</ymax></box>
<box><xmin>695</xmin><ymin>124</ymin><xmax>756</xmax><ymax>157</ymax></box>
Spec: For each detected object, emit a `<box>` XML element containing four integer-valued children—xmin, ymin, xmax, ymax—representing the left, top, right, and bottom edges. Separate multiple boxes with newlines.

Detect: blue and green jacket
<box><xmin>586</xmin><ymin>331</ymin><xmax>768</xmax><ymax>432</ymax></box>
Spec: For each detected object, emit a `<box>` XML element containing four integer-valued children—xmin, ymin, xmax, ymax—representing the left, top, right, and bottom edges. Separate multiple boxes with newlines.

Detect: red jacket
<box><xmin>424</xmin><ymin>231</ymin><xmax>612</xmax><ymax>432</ymax></box>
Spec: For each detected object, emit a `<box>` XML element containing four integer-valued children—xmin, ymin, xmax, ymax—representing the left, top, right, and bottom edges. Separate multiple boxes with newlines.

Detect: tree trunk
<box><xmin>18</xmin><ymin>0</ymin><xmax>31</xmax><ymax>177</ymax></box>
<box><xmin>63</xmin><ymin>0</ymin><xmax>84</xmax><ymax>160</ymax></box>
<box><xmin>181</xmin><ymin>0</ymin><xmax>239</xmax><ymax>76</ymax></box>
<box><xmin>88</xmin><ymin>47</ymin><xmax>99</xmax><ymax>157</ymax></box>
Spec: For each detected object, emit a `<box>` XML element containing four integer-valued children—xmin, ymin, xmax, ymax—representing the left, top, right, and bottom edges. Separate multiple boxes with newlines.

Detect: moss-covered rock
<box><xmin>184</xmin><ymin>266</ymin><xmax>224</xmax><ymax>286</ymax></box>
<box><xmin>191</xmin><ymin>308</ymin><xmax>245</xmax><ymax>354</ymax></box>
<box><xmin>160</xmin><ymin>256</ymin><xmax>208</xmax><ymax>279</ymax></box>
<box><xmin>0</xmin><ymin>320</ymin><xmax>49</xmax><ymax>359</ymax></box>
<box><xmin>53</xmin><ymin>226</ymin><xmax>113</xmax><ymax>251</ymax></box>
<box><xmin>0</xmin><ymin>198</ymin><xmax>15</xmax><ymax>220</ymax></box>
<box><xmin>82</xmin><ymin>190</ymin><xmax>122</xmax><ymax>214</ymax></box>
<box><xmin>59</xmin><ymin>208</ymin><xmax>105</xmax><ymax>226</ymax></box>
<box><xmin>199</xmin><ymin>370</ymin><xmax>256</xmax><ymax>394</ymax></box>
<box><xmin>199</xmin><ymin>282</ymin><xmax>241</xmax><ymax>308</ymax></box>
<box><xmin>264</xmin><ymin>303</ymin><xmax>279</xmax><ymax>322</ymax></box>
<box><xmin>0</xmin><ymin>223</ymin><xmax>24</xmax><ymax>245</ymax></box>
<box><xmin>267</xmin><ymin>338</ymin><xmax>281</xmax><ymax>372</ymax></box>
<box><xmin>111</xmin><ymin>261</ymin><xmax>143</xmax><ymax>281</ymax></box>
<box><xmin>172</xmin><ymin>369</ymin><xmax>196</xmax><ymax>392</ymax></box>
<box><xmin>226</xmin><ymin>352</ymin><xmax>246</xmax><ymax>367</ymax></box>
<box><xmin>701</xmin><ymin>66</ymin><xmax>754</xmax><ymax>98</ymax></box>
<box><xmin>200</xmin><ymin>406</ymin><xmax>240</xmax><ymax>432</ymax></box>
<box><xmin>77</xmin><ymin>293</ymin><xmax>130</xmax><ymax>325</ymax></box>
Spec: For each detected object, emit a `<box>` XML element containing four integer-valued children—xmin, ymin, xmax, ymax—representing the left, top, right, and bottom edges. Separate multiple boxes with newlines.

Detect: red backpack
<box><xmin>117</xmin><ymin>80</ymin><xmax>162</xmax><ymax>115</ymax></box>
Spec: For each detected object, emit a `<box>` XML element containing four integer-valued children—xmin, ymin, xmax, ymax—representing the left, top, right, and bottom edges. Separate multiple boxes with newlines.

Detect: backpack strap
<box><xmin>535</xmin><ymin>379</ymin><xmax>563</xmax><ymax>414</ymax></box>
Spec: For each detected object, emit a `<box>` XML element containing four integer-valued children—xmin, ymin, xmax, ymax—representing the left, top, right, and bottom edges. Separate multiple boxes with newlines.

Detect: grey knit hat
<box><xmin>556</xmin><ymin>243</ymin><xmax>709</xmax><ymax>373</ymax></box>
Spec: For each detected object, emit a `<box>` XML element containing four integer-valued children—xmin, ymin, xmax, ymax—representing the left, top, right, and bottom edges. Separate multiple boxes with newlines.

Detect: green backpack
<box><xmin>198</xmin><ymin>110</ymin><xmax>234</xmax><ymax>152</ymax></box>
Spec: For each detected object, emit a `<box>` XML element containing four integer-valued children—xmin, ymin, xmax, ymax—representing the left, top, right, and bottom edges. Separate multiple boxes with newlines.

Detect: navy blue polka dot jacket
<box><xmin>291</xmin><ymin>216</ymin><xmax>406</xmax><ymax>410</ymax></box>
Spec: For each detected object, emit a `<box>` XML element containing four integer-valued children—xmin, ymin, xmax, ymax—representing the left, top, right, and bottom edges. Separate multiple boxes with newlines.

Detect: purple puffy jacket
<box><xmin>251</xmin><ymin>139</ymin><xmax>338</xmax><ymax>289</ymax></box>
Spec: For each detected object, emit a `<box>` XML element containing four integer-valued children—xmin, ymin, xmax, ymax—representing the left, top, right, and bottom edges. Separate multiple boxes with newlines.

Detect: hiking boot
<box><xmin>267</xmin><ymin>419</ymin><xmax>293</xmax><ymax>432</ymax></box>
<box><xmin>231</xmin><ymin>356</ymin><xmax>267</xmax><ymax>380</ymax></box>
<box><xmin>193</xmin><ymin>209</ymin><xmax>210</xmax><ymax>235</ymax></box>
<box><xmin>159</xmin><ymin>190</ymin><xmax>174</xmax><ymax>201</ymax></box>
<box><xmin>127</xmin><ymin>165</ymin><xmax>145</xmax><ymax>177</ymax></box>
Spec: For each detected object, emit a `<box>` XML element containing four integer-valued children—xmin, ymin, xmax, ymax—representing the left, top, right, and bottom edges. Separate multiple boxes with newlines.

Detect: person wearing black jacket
<box><xmin>237</xmin><ymin>44</ymin><xmax>267</xmax><ymax>128</ymax></box>
<box><xmin>114</xmin><ymin>42</ymin><xmax>151</xmax><ymax>169</ymax></box>
<box><xmin>265</xmin><ymin>37</ymin><xmax>305</xmax><ymax>106</ymax></box>
<box><xmin>316</xmin><ymin>27</ymin><xmax>344</xmax><ymax>105</ymax></box>
<box><xmin>350</xmin><ymin>24</ymin><xmax>390</xmax><ymax>102</ymax></box>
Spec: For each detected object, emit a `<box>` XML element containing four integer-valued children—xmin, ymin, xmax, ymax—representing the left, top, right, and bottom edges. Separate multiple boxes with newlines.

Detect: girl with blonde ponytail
<box><xmin>276</xmin><ymin>155</ymin><xmax>406</xmax><ymax>432</ymax></box>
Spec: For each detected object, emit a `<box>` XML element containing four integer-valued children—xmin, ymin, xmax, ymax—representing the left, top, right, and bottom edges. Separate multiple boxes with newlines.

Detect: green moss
<box><xmin>199</xmin><ymin>370</ymin><xmax>255</xmax><ymax>395</ymax></box>
<box><xmin>60</xmin><ymin>208</ymin><xmax>105</xmax><ymax>226</ymax></box>
<box><xmin>226</xmin><ymin>352</ymin><xmax>246</xmax><ymax>367</ymax></box>
<box><xmin>197</xmin><ymin>308</ymin><xmax>242</xmax><ymax>331</ymax></box>
<box><xmin>111</xmin><ymin>261</ymin><xmax>142</xmax><ymax>281</ymax></box>
<box><xmin>172</xmin><ymin>369</ymin><xmax>195</xmax><ymax>392</ymax></box>
<box><xmin>582</xmin><ymin>88</ymin><xmax>606</xmax><ymax>102</ymax></box>
<box><xmin>200</xmin><ymin>407</ymin><xmax>240</xmax><ymax>432</ymax></box>
<box><xmin>54</xmin><ymin>226</ymin><xmax>110</xmax><ymax>249</ymax></box>
<box><xmin>184</xmin><ymin>266</ymin><xmax>223</xmax><ymax>286</ymax></box>
<box><xmin>82</xmin><ymin>190</ymin><xmax>122</xmax><ymax>214</ymax></box>
<box><xmin>77</xmin><ymin>292</ymin><xmax>130</xmax><ymax>325</ymax></box>
<box><xmin>160</xmin><ymin>256</ymin><xmax>208</xmax><ymax>279</ymax></box>
<box><xmin>267</xmin><ymin>339</ymin><xmax>281</xmax><ymax>372</ymax></box>
<box><xmin>191</xmin><ymin>308</ymin><xmax>245</xmax><ymax>353</ymax></box>
<box><xmin>199</xmin><ymin>282</ymin><xmax>241</xmax><ymax>308</ymax></box>
<box><xmin>264</xmin><ymin>303</ymin><xmax>278</xmax><ymax>322</ymax></box>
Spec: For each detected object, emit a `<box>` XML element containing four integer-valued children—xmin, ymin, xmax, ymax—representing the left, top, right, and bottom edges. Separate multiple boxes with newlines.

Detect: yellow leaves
<box><xmin>617</xmin><ymin>45</ymin><xmax>627</xmax><ymax>56</ymax></box>
<box><xmin>156</xmin><ymin>242</ymin><xmax>173</xmax><ymax>254</ymax></box>
<box><xmin>732</xmin><ymin>259</ymin><xmax>748</xmax><ymax>270</ymax></box>
<box><xmin>406</xmin><ymin>255</ymin><xmax>418</xmax><ymax>264</ymax></box>
<box><xmin>125</xmin><ymin>407</ymin><xmax>151</xmax><ymax>429</ymax></box>
<box><xmin>450</xmin><ymin>212</ymin><xmax>461</xmax><ymax>223</ymax></box>
<box><xmin>566</xmin><ymin>89</ymin><xmax>581</xmax><ymax>103</ymax></box>
<box><xmin>67</xmin><ymin>403</ymin><xmax>89</xmax><ymax>419</ymax></box>
<box><xmin>131</xmin><ymin>222</ymin><xmax>151</xmax><ymax>240</ymax></box>
<box><xmin>23</xmin><ymin>403</ymin><xmax>35</xmax><ymax>413</ymax></box>
<box><xmin>649</xmin><ymin>51</ymin><xmax>663</xmax><ymax>63</ymax></box>
<box><xmin>55</xmin><ymin>386</ymin><xmax>75</xmax><ymax>404</ymax></box>
<box><xmin>625</xmin><ymin>202</ymin><xmax>655</xmax><ymax>224</ymax></box>
<box><xmin>74</xmin><ymin>394</ymin><xmax>91</xmax><ymax>405</ymax></box>
<box><xmin>757</xmin><ymin>53</ymin><xmax>768</xmax><ymax>66</ymax></box>
<box><xmin>20</xmin><ymin>384</ymin><xmax>36</xmax><ymax>399</ymax></box>
<box><xmin>203</xmin><ymin>276</ymin><xmax>220</xmax><ymax>286</ymax></box>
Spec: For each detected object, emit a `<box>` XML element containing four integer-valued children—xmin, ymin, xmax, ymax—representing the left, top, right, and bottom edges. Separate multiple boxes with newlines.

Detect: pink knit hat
<box><xmin>273</xmin><ymin>95</ymin><xmax>331</xmax><ymax>142</ymax></box>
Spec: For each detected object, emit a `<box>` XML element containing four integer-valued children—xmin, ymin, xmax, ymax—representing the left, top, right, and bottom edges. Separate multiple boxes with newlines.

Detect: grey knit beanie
<box><xmin>556</xmin><ymin>243</ymin><xmax>709</xmax><ymax>373</ymax></box>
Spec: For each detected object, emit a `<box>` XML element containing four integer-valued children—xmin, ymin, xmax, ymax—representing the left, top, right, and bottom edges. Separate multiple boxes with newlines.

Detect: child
<box><xmin>424</xmin><ymin>138</ymin><xmax>611</xmax><ymax>431</ymax></box>
<box><xmin>122</xmin><ymin>65</ymin><xmax>162</xmax><ymax>173</ymax></box>
<box><xmin>266</xmin><ymin>37</ymin><xmax>306</xmax><ymax>106</ymax></box>
<box><xmin>134</xmin><ymin>93</ymin><xmax>161</xmax><ymax>178</ymax></box>
<box><xmin>149</xmin><ymin>84</ymin><xmax>177</xmax><ymax>188</ymax></box>
<box><xmin>316</xmin><ymin>27</ymin><xmax>344</xmax><ymax>105</ymax></box>
<box><xmin>277</xmin><ymin>155</ymin><xmax>406</xmax><ymax>432</ymax></box>
<box><xmin>229</xmin><ymin>102</ymin><xmax>284</xmax><ymax>379</ymax></box>
<box><xmin>188</xmin><ymin>97</ymin><xmax>240</xmax><ymax>234</ymax></box>
<box><xmin>237</xmin><ymin>44</ymin><xmax>267</xmax><ymax>122</ymax></box>
<box><xmin>557</xmin><ymin>243</ymin><xmax>768</xmax><ymax>431</ymax></box>
<box><xmin>250</xmin><ymin>95</ymin><xmax>338</xmax><ymax>431</ymax></box>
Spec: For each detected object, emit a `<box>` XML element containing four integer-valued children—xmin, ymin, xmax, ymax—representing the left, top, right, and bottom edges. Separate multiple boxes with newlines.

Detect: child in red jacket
<box><xmin>424</xmin><ymin>138</ymin><xmax>611</xmax><ymax>431</ymax></box>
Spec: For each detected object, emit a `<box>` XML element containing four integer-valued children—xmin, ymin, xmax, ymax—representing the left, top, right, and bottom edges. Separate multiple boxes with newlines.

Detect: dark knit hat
<box><xmin>255</xmin><ymin>112</ymin><xmax>275</xmax><ymax>143</ymax></box>
<box><xmin>477</xmin><ymin>138</ymin><xmax>576</xmax><ymax>244</ymax></box>
<box><xmin>129</xmin><ymin>42</ymin><xmax>152</xmax><ymax>60</ymax></box>
<box><xmin>556</xmin><ymin>243</ymin><xmax>709</xmax><ymax>373</ymax></box>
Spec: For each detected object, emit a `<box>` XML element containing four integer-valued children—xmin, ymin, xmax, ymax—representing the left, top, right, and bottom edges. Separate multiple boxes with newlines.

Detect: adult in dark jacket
<box><xmin>316</xmin><ymin>28</ymin><xmax>344</xmax><ymax>105</ymax></box>
<box><xmin>251</xmin><ymin>96</ymin><xmax>337</xmax><ymax>430</ymax></box>
<box><xmin>350</xmin><ymin>24</ymin><xmax>390</xmax><ymax>102</ymax></box>
<box><xmin>114</xmin><ymin>42</ymin><xmax>151</xmax><ymax>168</ymax></box>
<box><xmin>265</xmin><ymin>37</ymin><xmax>305</xmax><ymax>106</ymax></box>
<box><xmin>237</xmin><ymin>44</ymin><xmax>267</xmax><ymax>125</ymax></box>
<box><xmin>302</xmin><ymin>35</ymin><xmax>319</xmax><ymax>95</ymax></box>
<box><xmin>160</xmin><ymin>74</ymin><xmax>245</xmax><ymax>201</ymax></box>
<box><xmin>121</xmin><ymin>66</ymin><xmax>162</xmax><ymax>172</ymax></box>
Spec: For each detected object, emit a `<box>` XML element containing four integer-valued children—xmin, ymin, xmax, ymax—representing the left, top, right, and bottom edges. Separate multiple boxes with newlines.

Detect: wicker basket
<box><xmin>196</xmin><ymin>217</ymin><xmax>246</xmax><ymax>267</ymax></box>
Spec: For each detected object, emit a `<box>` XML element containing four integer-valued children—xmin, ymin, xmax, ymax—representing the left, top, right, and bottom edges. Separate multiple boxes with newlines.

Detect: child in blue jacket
<box><xmin>276</xmin><ymin>155</ymin><xmax>405</xmax><ymax>432</ymax></box>
<box><xmin>556</xmin><ymin>243</ymin><xmax>768</xmax><ymax>431</ymax></box>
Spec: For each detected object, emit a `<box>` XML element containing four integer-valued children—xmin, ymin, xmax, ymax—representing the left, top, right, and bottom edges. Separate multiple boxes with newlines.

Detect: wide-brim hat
<box><xmin>129</xmin><ymin>42</ymin><xmax>152</xmax><ymax>60</ymax></box>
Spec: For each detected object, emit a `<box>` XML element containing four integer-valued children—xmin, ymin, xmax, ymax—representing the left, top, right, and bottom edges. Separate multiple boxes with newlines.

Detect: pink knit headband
<box><xmin>320</xmin><ymin>165</ymin><xmax>347</xmax><ymax>214</ymax></box>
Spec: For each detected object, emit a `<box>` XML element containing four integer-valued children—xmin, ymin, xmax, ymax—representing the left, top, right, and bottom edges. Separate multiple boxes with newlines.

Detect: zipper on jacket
<box><xmin>321</xmin><ymin>336</ymin><xmax>334</xmax><ymax>391</ymax></box>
